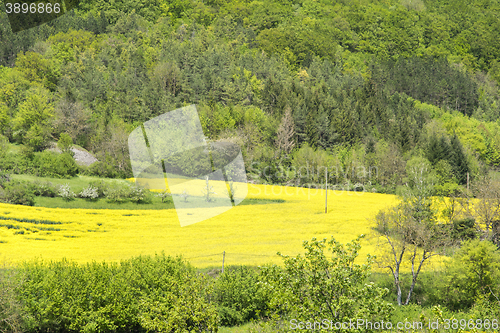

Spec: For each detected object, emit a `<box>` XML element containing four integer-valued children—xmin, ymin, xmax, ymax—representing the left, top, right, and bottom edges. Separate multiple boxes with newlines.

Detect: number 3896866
<box><xmin>5</xmin><ymin>3</ymin><xmax>61</xmax><ymax>14</ymax></box>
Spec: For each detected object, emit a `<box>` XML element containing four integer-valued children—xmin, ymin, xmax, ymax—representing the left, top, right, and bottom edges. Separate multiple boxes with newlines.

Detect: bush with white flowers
<box><xmin>79</xmin><ymin>185</ymin><xmax>99</xmax><ymax>200</ymax></box>
<box><xmin>129</xmin><ymin>185</ymin><xmax>153</xmax><ymax>204</ymax></box>
<box><xmin>156</xmin><ymin>190</ymin><xmax>172</xmax><ymax>203</ymax></box>
<box><xmin>58</xmin><ymin>184</ymin><xmax>75</xmax><ymax>201</ymax></box>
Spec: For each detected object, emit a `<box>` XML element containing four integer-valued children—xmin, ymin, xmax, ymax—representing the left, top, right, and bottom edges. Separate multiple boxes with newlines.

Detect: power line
<box><xmin>185</xmin><ymin>253</ymin><xmax>221</xmax><ymax>259</ymax></box>
<box><xmin>186</xmin><ymin>252</ymin><xmax>277</xmax><ymax>260</ymax></box>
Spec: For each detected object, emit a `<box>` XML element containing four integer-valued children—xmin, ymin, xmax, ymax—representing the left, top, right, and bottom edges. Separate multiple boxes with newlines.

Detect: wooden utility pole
<box><xmin>325</xmin><ymin>169</ymin><xmax>328</xmax><ymax>214</ymax></box>
<box><xmin>222</xmin><ymin>251</ymin><xmax>225</xmax><ymax>273</ymax></box>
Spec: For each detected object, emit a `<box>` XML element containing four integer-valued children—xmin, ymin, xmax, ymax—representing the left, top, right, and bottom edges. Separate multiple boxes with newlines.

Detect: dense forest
<box><xmin>1</xmin><ymin>0</ymin><xmax>500</xmax><ymax>193</ymax></box>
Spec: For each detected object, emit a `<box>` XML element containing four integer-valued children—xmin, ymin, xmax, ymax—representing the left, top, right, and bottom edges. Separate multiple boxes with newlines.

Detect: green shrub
<box><xmin>33</xmin><ymin>151</ymin><xmax>61</xmax><ymax>177</ymax></box>
<box><xmin>18</xmin><ymin>259</ymin><xmax>138</xmax><ymax>332</ymax></box>
<box><xmin>452</xmin><ymin>217</ymin><xmax>478</xmax><ymax>242</ymax></box>
<box><xmin>440</xmin><ymin>239</ymin><xmax>500</xmax><ymax>311</ymax></box>
<box><xmin>0</xmin><ymin>170</ymin><xmax>10</xmax><ymax>186</ymax></box>
<box><xmin>30</xmin><ymin>180</ymin><xmax>57</xmax><ymax>197</ymax></box>
<box><xmin>0</xmin><ymin>151</ymin><xmax>31</xmax><ymax>174</ymax></box>
<box><xmin>125</xmin><ymin>255</ymin><xmax>218</xmax><ymax>332</ymax></box>
<box><xmin>105</xmin><ymin>183</ymin><xmax>132</xmax><ymax>203</ymax></box>
<box><xmin>55</xmin><ymin>152</ymin><xmax>78</xmax><ymax>177</ymax></box>
<box><xmin>33</xmin><ymin>152</ymin><xmax>78</xmax><ymax>178</ymax></box>
<box><xmin>57</xmin><ymin>133</ymin><xmax>73</xmax><ymax>156</ymax></box>
<box><xmin>469</xmin><ymin>293</ymin><xmax>500</xmax><ymax>319</ymax></box>
<box><xmin>0</xmin><ymin>269</ymin><xmax>26</xmax><ymax>332</ymax></box>
<box><xmin>212</xmin><ymin>266</ymin><xmax>270</xmax><ymax>327</ymax></box>
<box><xmin>0</xmin><ymin>134</ymin><xmax>8</xmax><ymax>159</ymax></box>
<box><xmin>17</xmin><ymin>254</ymin><xmax>217</xmax><ymax>332</ymax></box>
<box><xmin>88</xmin><ymin>180</ymin><xmax>107</xmax><ymax>198</ymax></box>
<box><xmin>85</xmin><ymin>155</ymin><xmax>122</xmax><ymax>178</ymax></box>
<box><xmin>260</xmin><ymin>235</ymin><xmax>394</xmax><ymax>331</ymax></box>
<box><xmin>0</xmin><ymin>180</ymin><xmax>35</xmax><ymax>206</ymax></box>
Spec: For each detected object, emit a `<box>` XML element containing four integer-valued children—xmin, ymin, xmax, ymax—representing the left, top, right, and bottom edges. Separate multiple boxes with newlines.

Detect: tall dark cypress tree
<box><xmin>426</xmin><ymin>134</ymin><xmax>451</xmax><ymax>165</ymax></box>
<box><xmin>449</xmin><ymin>134</ymin><xmax>470</xmax><ymax>184</ymax></box>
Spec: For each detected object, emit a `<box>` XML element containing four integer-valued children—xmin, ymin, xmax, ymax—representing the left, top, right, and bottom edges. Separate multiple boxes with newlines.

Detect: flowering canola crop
<box><xmin>0</xmin><ymin>184</ymin><xmax>446</xmax><ymax>270</ymax></box>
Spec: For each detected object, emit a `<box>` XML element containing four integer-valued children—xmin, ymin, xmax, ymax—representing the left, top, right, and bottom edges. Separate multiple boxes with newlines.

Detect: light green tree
<box><xmin>13</xmin><ymin>87</ymin><xmax>54</xmax><ymax>151</ymax></box>
<box><xmin>261</xmin><ymin>235</ymin><xmax>393</xmax><ymax>330</ymax></box>
<box><xmin>57</xmin><ymin>133</ymin><xmax>73</xmax><ymax>156</ymax></box>
<box><xmin>442</xmin><ymin>239</ymin><xmax>500</xmax><ymax>310</ymax></box>
<box><xmin>0</xmin><ymin>103</ymin><xmax>9</xmax><ymax>136</ymax></box>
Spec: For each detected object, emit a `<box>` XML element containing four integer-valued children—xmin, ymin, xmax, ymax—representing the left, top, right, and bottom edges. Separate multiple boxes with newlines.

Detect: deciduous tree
<box><xmin>442</xmin><ymin>239</ymin><xmax>500</xmax><ymax>310</ymax></box>
<box><xmin>473</xmin><ymin>176</ymin><xmax>500</xmax><ymax>235</ymax></box>
<box><xmin>13</xmin><ymin>87</ymin><xmax>54</xmax><ymax>151</ymax></box>
<box><xmin>375</xmin><ymin>157</ymin><xmax>451</xmax><ymax>305</ymax></box>
<box><xmin>261</xmin><ymin>235</ymin><xmax>393</xmax><ymax>330</ymax></box>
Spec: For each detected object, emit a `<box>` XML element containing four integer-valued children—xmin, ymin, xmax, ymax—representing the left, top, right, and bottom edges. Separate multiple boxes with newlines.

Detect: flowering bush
<box><xmin>58</xmin><ymin>184</ymin><xmax>75</xmax><ymax>201</ymax></box>
<box><xmin>129</xmin><ymin>186</ymin><xmax>153</xmax><ymax>204</ymax></box>
<box><xmin>79</xmin><ymin>185</ymin><xmax>99</xmax><ymax>201</ymax></box>
<box><xmin>156</xmin><ymin>190</ymin><xmax>172</xmax><ymax>203</ymax></box>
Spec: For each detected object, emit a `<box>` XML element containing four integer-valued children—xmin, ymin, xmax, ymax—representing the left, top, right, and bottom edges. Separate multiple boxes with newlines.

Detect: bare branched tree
<box><xmin>275</xmin><ymin>107</ymin><xmax>295</xmax><ymax>158</ymax></box>
<box><xmin>473</xmin><ymin>176</ymin><xmax>500</xmax><ymax>235</ymax></box>
<box><xmin>53</xmin><ymin>98</ymin><xmax>92</xmax><ymax>147</ymax></box>
<box><xmin>375</xmin><ymin>157</ymin><xmax>452</xmax><ymax>305</ymax></box>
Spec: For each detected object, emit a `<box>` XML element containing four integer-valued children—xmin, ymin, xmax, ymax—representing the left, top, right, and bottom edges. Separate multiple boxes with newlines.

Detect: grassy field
<box><xmin>10</xmin><ymin>174</ymin><xmax>284</xmax><ymax>210</ymax></box>
<box><xmin>11</xmin><ymin>174</ymin><xmax>130</xmax><ymax>193</ymax></box>
<box><xmin>0</xmin><ymin>180</ymin><xmax>449</xmax><ymax>270</ymax></box>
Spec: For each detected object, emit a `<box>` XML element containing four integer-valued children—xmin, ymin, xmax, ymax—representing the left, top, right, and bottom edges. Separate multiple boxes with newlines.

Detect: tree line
<box><xmin>1</xmin><ymin>0</ymin><xmax>500</xmax><ymax>192</ymax></box>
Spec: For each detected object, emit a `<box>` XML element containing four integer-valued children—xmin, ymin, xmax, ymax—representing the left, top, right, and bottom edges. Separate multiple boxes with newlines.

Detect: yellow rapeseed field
<box><xmin>0</xmin><ymin>183</ymin><xmax>448</xmax><ymax>270</ymax></box>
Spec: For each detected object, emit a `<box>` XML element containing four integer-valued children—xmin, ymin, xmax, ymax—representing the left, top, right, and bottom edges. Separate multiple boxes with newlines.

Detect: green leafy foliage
<box><xmin>57</xmin><ymin>133</ymin><xmax>73</xmax><ymax>156</ymax></box>
<box><xmin>451</xmin><ymin>217</ymin><xmax>478</xmax><ymax>242</ymax></box>
<box><xmin>0</xmin><ymin>269</ymin><xmax>26</xmax><ymax>332</ymax></box>
<box><xmin>0</xmin><ymin>178</ymin><xmax>35</xmax><ymax>206</ymax></box>
<box><xmin>129</xmin><ymin>185</ymin><xmax>153</xmax><ymax>204</ymax></box>
<box><xmin>88</xmin><ymin>180</ymin><xmax>108</xmax><ymax>198</ymax></box>
<box><xmin>260</xmin><ymin>235</ymin><xmax>394</xmax><ymax>330</ymax></box>
<box><xmin>212</xmin><ymin>266</ymin><xmax>269</xmax><ymax>327</ymax></box>
<box><xmin>33</xmin><ymin>152</ymin><xmax>78</xmax><ymax>178</ymax></box>
<box><xmin>440</xmin><ymin>239</ymin><xmax>500</xmax><ymax>311</ymax></box>
<box><xmin>104</xmin><ymin>182</ymin><xmax>132</xmax><ymax>203</ymax></box>
<box><xmin>0</xmin><ymin>134</ymin><xmax>8</xmax><ymax>158</ymax></box>
<box><xmin>13</xmin><ymin>87</ymin><xmax>54</xmax><ymax>151</ymax></box>
<box><xmin>30</xmin><ymin>180</ymin><xmax>58</xmax><ymax>197</ymax></box>
<box><xmin>16</xmin><ymin>254</ymin><xmax>217</xmax><ymax>332</ymax></box>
